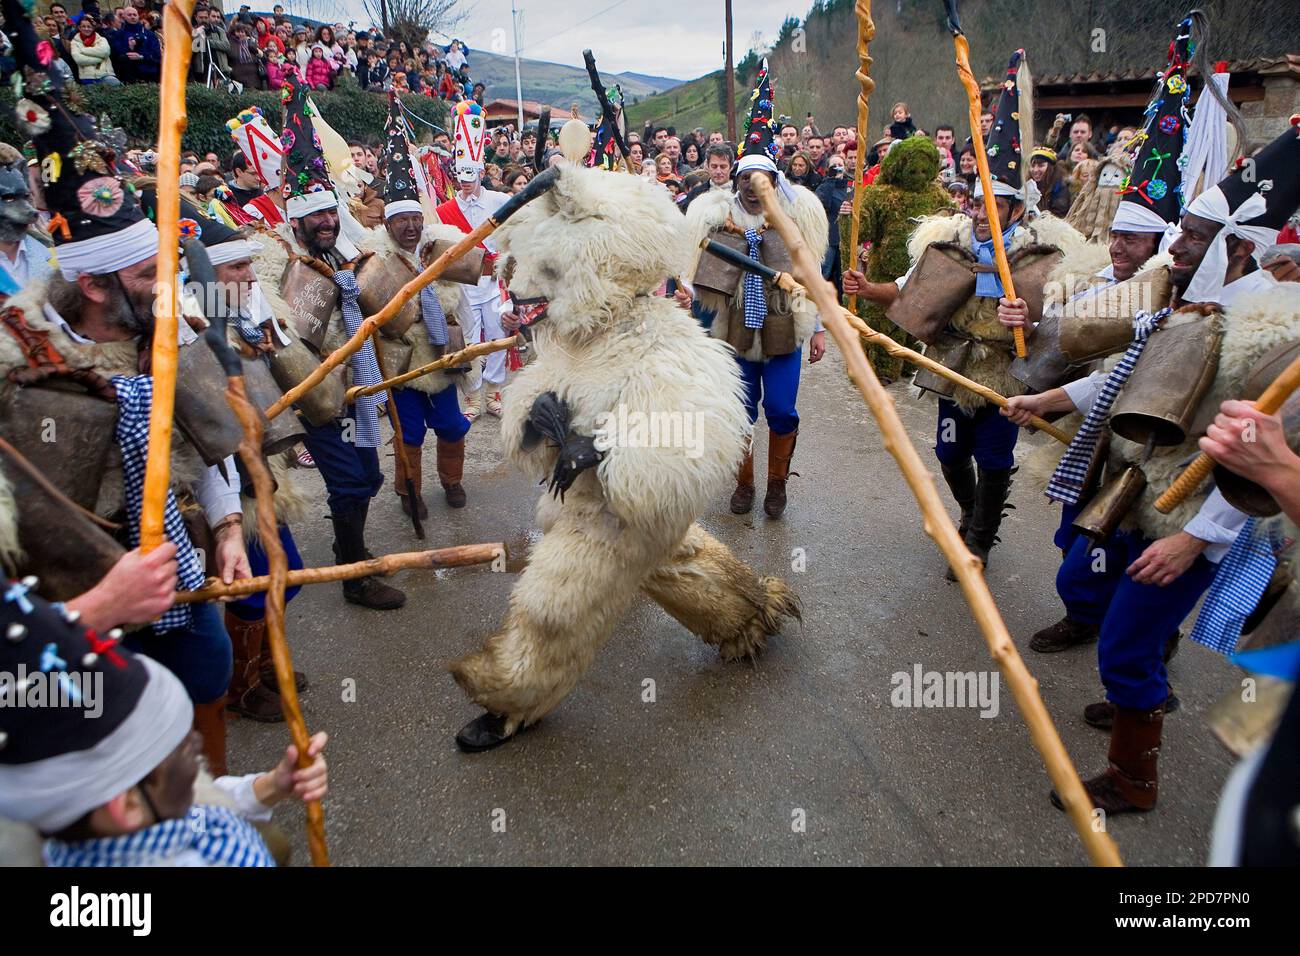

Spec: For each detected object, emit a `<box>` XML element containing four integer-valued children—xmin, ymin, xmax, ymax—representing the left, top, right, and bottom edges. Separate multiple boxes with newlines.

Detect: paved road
<box><xmin>230</xmin><ymin>343</ymin><xmax>1238</xmax><ymax>866</ymax></box>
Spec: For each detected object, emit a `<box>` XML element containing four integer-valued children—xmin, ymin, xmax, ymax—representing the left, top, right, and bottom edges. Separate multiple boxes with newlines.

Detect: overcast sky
<box><xmin>280</xmin><ymin>0</ymin><xmax>802</xmax><ymax>80</ymax></box>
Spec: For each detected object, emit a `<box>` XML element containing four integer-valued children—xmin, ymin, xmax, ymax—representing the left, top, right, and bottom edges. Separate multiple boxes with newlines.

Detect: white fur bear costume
<box><xmin>449</xmin><ymin>163</ymin><xmax>800</xmax><ymax>741</ymax></box>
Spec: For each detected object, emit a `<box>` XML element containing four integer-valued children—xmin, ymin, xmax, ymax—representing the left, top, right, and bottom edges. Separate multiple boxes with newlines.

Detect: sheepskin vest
<box><xmin>353</xmin><ymin>223</ymin><xmax>472</xmax><ymax>396</ymax></box>
<box><xmin>903</xmin><ymin>213</ymin><xmax>1084</xmax><ymax>413</ymax></box>
<box><xmin>683</xmin><ymin>186</ymin><xmax>829</xmax><ymax>364</ymax></box>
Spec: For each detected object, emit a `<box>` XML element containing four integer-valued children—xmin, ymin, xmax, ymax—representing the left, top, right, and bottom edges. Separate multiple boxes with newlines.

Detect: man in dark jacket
<box><xmin>108</xmin><ymin>5</ymin><xmax>160</xmax><ymax>83</ymax></box>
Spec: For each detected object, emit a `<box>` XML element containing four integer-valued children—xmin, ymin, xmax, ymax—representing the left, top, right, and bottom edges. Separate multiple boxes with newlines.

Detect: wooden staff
<box><xmin>345</xmin><ymin>336</ymin><xmax>521</xmax><ymax>403</ymax></box>
<box><xmin>844</xmin><ymin>0</ymin><xmax>875</xmax><ymax>314</ymax></box>
<box><xmin>945</xmin><ymin>0</ymin><xmax>1027</xmax><ymax>359</ymax></box>
<box><xmin>265</xmin><ymin>167</ymin><xmax>560</xmax><ymax>420</ymax></box>
<box><xmin>1155</xmin><ymin>350</ymin><xmax>1300</xmax><ymax>513</ymax></box>
<box><xmin>750</xmin><ymin>172</ymin><xmax>1122</xmax><ymax>867</ymax></box>
<box><xmin>371</xmin><ymin>330</ymin><xmax>423</xmax><ymax>539</ymax></box>
<box><xmin>176</xmin><ymin>543</ymin><xmax>506</xmax><ymax>603</ymax></box>
<box><xmin>139</xmin><ymin>0</ymin><xmax>198</xmax><ymax>550</ymax></box>
<box><xmin>188</xmin><ymin>239</ymin><xmax>329</xmax><ymax>867</ymax></box>
<box><xmin>699</xmin><ymin>240</ymin><xmax>1070</xmax><ymax>444</ymax></box>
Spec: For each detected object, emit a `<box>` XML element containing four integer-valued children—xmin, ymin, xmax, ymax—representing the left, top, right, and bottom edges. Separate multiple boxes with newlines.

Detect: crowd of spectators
<box><xmin>21</xmin><ymin>0</ymin><xmax>486</xmax><ymax>100</ymax></box>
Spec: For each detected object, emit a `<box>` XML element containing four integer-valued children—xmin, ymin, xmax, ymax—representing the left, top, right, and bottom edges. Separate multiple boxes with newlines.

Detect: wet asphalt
<box><xmin>228</xmin><ymin>343</ymin><xmax>1239</xmax><ymax>866</ymax></box>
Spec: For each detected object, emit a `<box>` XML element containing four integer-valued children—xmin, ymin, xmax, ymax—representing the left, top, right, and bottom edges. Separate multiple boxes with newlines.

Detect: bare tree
<box><xmin>361</xmin><ymin>0</ymin><xmax>466</xmax><ymax>51</ymax></box>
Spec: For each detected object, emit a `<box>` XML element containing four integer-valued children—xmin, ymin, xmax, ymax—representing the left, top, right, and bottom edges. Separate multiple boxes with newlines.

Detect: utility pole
<box><xmin>380</xmin><ymin>0</ymin><xmax>389</xmax><ymax>35</ymax></box>
<box><xmin>512</xmin><ymin>0</ymin><xmax>525</xmax><ymax>132</ymax></box>
<box><xmin>724</xmin><ymin>0</ymin><xmax>736</xmax><ymax>142</ymax></box>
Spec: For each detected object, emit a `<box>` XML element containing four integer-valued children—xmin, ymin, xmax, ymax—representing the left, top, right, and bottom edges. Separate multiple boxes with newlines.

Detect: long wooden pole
<box><xmin>724</xmin><ymin>0</ymin><xmax>737</xmax><ymax>143</ymax></box>
<box><xmin>1154</xmin><ymin>350</ymin><xmax>1300</xmax><ymax>513</ymax></box>
<box><xmin>176</xmin><ymin>543</ymin><xmax>506</xmax><ymax>603</ymax></box>
<box><xmin>948</xmin><ymin>15</ymin><xmax>1026</xmax><ymax>359</ymax></box>
<box><xmin>139</xmin><ymin>0</ymin><xmax>198</xmax><ymax>551</ymax></box>
<box><xmin>345</xmin><ymin>336</ymin><xmax>521</xmax><ymax>403</ymax></box>
<box><xmin>265</xmin><ymin>169</ymin><xmax>559</xmax><ymax>421</ymax></box>
<box><xmin>844</xmin><ymin>0</ymin><xmax>875</xmax><ymax>315</ymax></box>
<box><xmin>751</xmin><ymin>173</ymin><xmax>1122</xmax><ymax>867</ymax></box>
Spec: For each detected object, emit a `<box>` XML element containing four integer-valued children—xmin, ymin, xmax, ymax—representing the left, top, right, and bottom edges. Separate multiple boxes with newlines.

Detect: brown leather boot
<box><xmin>192</xmin><ymin>699</ymin><xmax>228</xmax><ymax>778</ymax></box>
<box><xmin>764</xmin><ymin>429</ymin><xmax>798</xmax><ymax>519</ymax></box>
<box><xmin>437</xmin><ymin>437</ymin><xmax>467</xmax><ymax>508</ymax></box>
<box><xmin>256</xmin><ymin>633</ymin><xmax>308</xmax><ymax>697</ymax></box>
<box><xmin>730</xmin><ymin>446</ymin><xmax>755</xmax><ymax>514</ymax></box>
<box><xmin>225</xmin><ymin>612</ymin><xmax>285</xmax><ymax>722</ymax></box>
<box><xmin>1052</xmin><ymin>704</ymin><xmax>1164</xmax><ymax>814</ymax></box>
<box><xmin>394</xmin><ymin>437</ymin><xmax>428</xmax><ymax>520</ymax></box>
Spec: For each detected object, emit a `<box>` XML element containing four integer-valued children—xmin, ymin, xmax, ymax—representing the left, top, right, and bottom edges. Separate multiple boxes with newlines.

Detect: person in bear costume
<box><xmin>449</xmin><ymin>141</ymin><xmax>801</xmax><ymax>752</ymax></box>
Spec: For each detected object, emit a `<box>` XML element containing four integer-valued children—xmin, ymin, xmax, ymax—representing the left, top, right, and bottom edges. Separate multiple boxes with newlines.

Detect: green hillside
<box><xmin>625</xmin><ymin>70</ymin><xmax>742</xmax><ymax>134</ymax></box>
<box><xmin>471</xmin><ymin>51</ymin><xmax>680</xmax><ymax>117</ymax></box>
<box><xmin>629</xmin><ymin>0</ymin><xmax>1299</xmax><ymax>140</ymax></box>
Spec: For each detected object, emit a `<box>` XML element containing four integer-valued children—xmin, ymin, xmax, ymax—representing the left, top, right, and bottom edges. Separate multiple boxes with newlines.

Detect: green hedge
<box><xmin>0</xmin><ymin>78</ymin><xmax>447</xmax><ymax>157</ymax></box>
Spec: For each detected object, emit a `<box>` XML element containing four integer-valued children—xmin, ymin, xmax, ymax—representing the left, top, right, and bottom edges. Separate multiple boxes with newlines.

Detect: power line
<box><xmin>517</xmin><ymin>0</ymin><xmax>632</xmax><ymax>55</ymax></box>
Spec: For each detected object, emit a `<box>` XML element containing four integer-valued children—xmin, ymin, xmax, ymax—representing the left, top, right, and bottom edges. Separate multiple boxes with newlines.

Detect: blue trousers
<box><xmin>394</xmin><ymin>385</ymin><xmax>471</xmax><ymax>446</ymax></box>
<box><xmin>1057</xmin><ymin>529</ymin><xmax>1219</xmax><ymax>709</ymax></box>
<box><xmin>300</xmin><ymin>407</ymin><xmax>382</xmax><ymax>515</ymax></box>
<box><xmin>934</xmin><ymin>399</ymin><xmax>1019</xmax><ymax>470</ymax></box>
<box><xmin>125</xmin><ymin>602</ymin><xmax>232</xmax><ymax>705</ymax></box>
<box><xmin>737</xmin><ymin>349</ymin><xmax>801</xmax><ymax>436</ymax></box>
<box><xmin>227</xmin><ymin>524</ymin><xmax>305</xmax><ymax>621</ymax></box>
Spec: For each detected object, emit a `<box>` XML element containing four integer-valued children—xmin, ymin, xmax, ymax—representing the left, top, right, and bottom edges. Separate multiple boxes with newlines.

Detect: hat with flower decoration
<box><xmin>737</xmin><ymin>58</ymin><xmax>779</xmax><ymax>169</ymax></box>
<box><xmin>380</xmin><ymin>93</ymin><xmax>421</xmax><ymax>219</ymax></box>
<box><xmin>1114</xmin><ymin>16</ymin><xmax>1195</xmax><ymax>233</ymax></box>
<box><xmin>975</xmin><ymin>49</ymin><xmax>1029</xmax><ymax>201</ymax></box>
<box><xmin>279</xmin><ymin>69</ymin><xmax>339</xmax><ymax>219</ymax></box>
<box><xmin>1</xmin><ymin>0</ymin><xmax>156</xmax><ymax>280</ymax></box>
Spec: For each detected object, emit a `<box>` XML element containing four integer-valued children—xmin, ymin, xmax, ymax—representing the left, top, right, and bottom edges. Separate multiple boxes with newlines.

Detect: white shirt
<box><xmin>453</xmin><ymin>187</ymin><xmax>508</xmax><ymax>304</ymax></box>
<box><xmin>0</xmin><ymin>235</ymin><xmax>53</xmax><ymax>292</ymax></box>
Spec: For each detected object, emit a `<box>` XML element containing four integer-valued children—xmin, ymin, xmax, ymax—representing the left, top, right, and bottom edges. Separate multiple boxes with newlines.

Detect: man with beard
<box><xmin>0</xmin><ymin>2</ymin><xmax>250</xmax><ymax>775</ymax></box>
<box><xmin>274</xmin><ymin>72</ymin><xmax>405</xmax><ymax>610</ymax></box>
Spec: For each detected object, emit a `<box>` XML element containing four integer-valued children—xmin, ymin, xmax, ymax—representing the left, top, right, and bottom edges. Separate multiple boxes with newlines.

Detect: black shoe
<box><xmin>333</xmin><ymin>503</ymin><xmax>406</xmax><ymax>610</ymax></box>
<box><xmin>1029</xmin><ymin>616</ymin><xmax>1100</xmax><ymax>653</ymax></box>
<box><xmin>455</xmin><ymin>712</ymin><xmax>522</xmax><ymax>753</ymax></box>
<box><xmin>1083</xmin><ymin>692</ymin><xmax>1180</xmax><ymax>730</ymax></box>
<box><xmin>343</xmin><ymin>576</ymin><xmax>406</xmax><ymax>610</ymax></box>
<box><xmin>443</xmin><ymin>483</ymin><xmax>467</xmax><ymax>509</ymax></box>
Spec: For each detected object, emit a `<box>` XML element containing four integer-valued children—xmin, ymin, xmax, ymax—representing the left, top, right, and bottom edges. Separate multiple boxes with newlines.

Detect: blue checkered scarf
<box><xmin>111</xmin><ymin>375</ymin><xmax>206</xmax><ymax>633</ymax></box>
<box><xmin>742</xmin><ymin>229</ymin><xmax>766</xmax><ymax>330</ymax></box>
<box><xmin>1190</xmin><ymin>517</ymin><xmax>1282</xmax><ymax>656</ymax></box>
<box><xmin>1046</xmin><ymin>308</ymin><xmax>1168</xmax><ymax>506</ymax></box>
<box><xmin>45</xmin><ymin>805</ymin><xmax>274</xmax><ymax>867</ymax></box>
<box><xmin>420</xmin><ymin>285</ymin><xmax>449</xmax><ymax>346</ymax></box>
<box><xmin>333</xmin><ymin>269</ymin><xmax>385</xmax><ymax>448</ymax></box>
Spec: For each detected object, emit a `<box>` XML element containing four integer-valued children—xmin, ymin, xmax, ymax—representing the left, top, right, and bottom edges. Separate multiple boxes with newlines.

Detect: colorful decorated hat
<box><xmin>0</xmin><ymin>578</ymin><xmax>193</xmax><ymax>834</ymax></box>
<box><xmin>1182</xmin><ymin>117</ymin><xmax>1300</xmax><ymax>303</ymax></box>
<box><xmin>380</xmin><ymin>94</ymin><xmax>421</xmax><ymax>219</ymax></box>
<box><xmin>1115</xmin><ymin>16</ymin><xmax>1195</xmax><ymax>233</ymax></box>
<box><xmin>279</xmin><ymin>71</ymin><xmax>338</xmax><ymax>218</ymax></box>
<box><xmin>452</xmin><ymin>100</ymin><xmax>487</xmax><ymax>183</ymax></box>
<box><xmin>228</xmin><ymin>106</ymin><xmax>284</xmax><ymax>191</ymax></box>
<box><xmin>2</xmin><ymin>0</ymin><xmax>156</xmax><ymax>280</ymax></box>
<box><xmin>738</xmin><ymin>58</ymin><xmax>779</xmax><ymax>166</ymax></box>
<box><xmin>976</xmin><ymin>49</ymin><xmax>1027</xmax><ymax>200</ymax></box>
